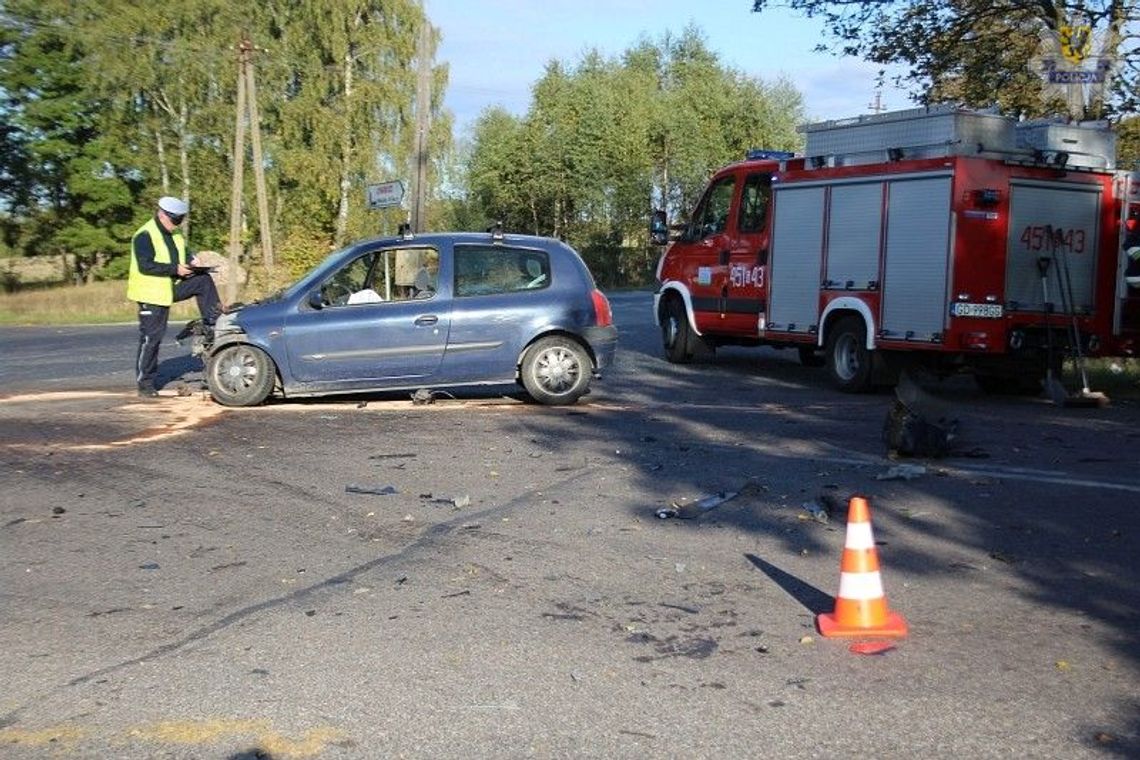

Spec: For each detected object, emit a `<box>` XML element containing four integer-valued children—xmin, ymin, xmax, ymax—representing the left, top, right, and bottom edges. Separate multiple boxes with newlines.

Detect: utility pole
<box><xmin>411</xmin><ymin>22</ymin><xmax>432</xmax><ymax>233</ymax></box>
<box><xmin>244</xmin><ymin>41</ymin><xmax>274</xmax><ymax>269</ymax></box>
<box><xmin>225</xmin><ymin>36</ymin><xmax>275</xmax><ymax>304</ymax></box>
<box><xmin>868</xmin><ymin>90</ymin><xmax>886</xmax><ymax>114</ymax></box>
<box><xmin>225</xmin><ymin>41</ymin><xmax>248</xmax><ymax>306</ymax></box>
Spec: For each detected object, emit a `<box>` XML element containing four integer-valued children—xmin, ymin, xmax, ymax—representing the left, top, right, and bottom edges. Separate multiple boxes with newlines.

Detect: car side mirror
<box><xmin>650</xmin><ymin>209</ymin><xmax>669</xmax><ymax>247</ymax></box>
<box><xmin>308</xmin><ymin>290</ymin><xmax>324</xmax><ymax>310</ymax></box>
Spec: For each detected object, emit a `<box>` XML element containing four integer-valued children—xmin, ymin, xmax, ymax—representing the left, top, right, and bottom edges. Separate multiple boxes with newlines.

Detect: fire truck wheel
<box><xmin>826</xmin><ymin>317</ymin><xmax>873</xmax><ymax>393</ymax></box>
<box><xmin>662</xmin><ymin>298</ymin><xmax>696</xmax><ymax>364</ymax></box>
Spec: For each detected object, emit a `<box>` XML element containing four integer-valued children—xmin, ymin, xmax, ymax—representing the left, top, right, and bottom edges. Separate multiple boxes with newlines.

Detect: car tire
<box><xmin>520</xmin><ymin>337</ymin><xmax>592</xmax><ymax>406</ymax></box>
<box><xmin>825</xmin><ymin>316</ymin><xmax>873</xmax><ymax>393</ymax></box>
<box><xmin>662</xmin><ymin>297</ymin><xmax>696</xmax><ymax>364</ymax></box>
<box><xmin>207</xmin><ymin>343</ymin><xmax>276</xmax><ymax>407</ymax></box>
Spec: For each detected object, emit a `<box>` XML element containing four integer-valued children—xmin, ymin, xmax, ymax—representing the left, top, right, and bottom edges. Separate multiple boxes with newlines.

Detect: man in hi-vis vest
<box><xmin>127</xmin><ymin>196</ymin><xmax>221</xmax><ymax>397</ymax></box>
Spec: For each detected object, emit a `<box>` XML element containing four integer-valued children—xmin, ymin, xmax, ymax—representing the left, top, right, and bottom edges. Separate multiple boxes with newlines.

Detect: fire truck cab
<box><xmin>654</xmin><ymin>105</ymin><xmax>1140</xmax><ymax>392</ymax></box>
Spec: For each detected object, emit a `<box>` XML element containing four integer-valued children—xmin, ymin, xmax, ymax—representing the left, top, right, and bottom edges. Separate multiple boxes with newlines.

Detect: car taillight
<box><xmin>591</xmin><ymin>290</ymin><xmax>613</xmax><ymax>327</ymax></box>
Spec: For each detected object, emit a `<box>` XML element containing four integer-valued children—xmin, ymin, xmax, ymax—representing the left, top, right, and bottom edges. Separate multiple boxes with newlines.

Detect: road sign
<box><xmin>366</xmin><ymin>181</ymin><xmax>405</xmax><ymax>209</ymax></box>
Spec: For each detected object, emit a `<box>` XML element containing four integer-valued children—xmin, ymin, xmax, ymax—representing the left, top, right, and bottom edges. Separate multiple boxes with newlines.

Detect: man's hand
<box><xmin>176</xmin><ymin>263</ymin><xmax>193</xmax><ymax>277</ymax></box>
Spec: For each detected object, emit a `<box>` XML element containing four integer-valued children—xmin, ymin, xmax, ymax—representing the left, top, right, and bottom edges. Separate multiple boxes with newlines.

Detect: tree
<box><xmin>0</xmin><ymin>0</ymin><xmax>450</xmax><ymax>290</ymax></box>
<box><xmin>0</xmin><ymin>0</ymin><xmax>140</xmax><ymax>280</ymax></box>
<box><xmin>750</xmin><ymin>0</ymin><xmax>1139</xmax><ymax>118</ymax></box>
<box><xmin>461</xmin><ymin>26</ymin><xmax>804</xmax><ymax>285</ymax></box>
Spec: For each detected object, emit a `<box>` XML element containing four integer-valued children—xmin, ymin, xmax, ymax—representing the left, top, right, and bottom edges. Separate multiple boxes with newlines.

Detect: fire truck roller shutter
<box><xmin>826</xmin><ymin>182</ymin><xmax>883</xmax><ymax>290</ymax></box>
<box><xmin>768</xmin><ymin>186</ymin><xmax>826</xmax><ymax>333</ymax></box>
<box><xmin>1005</xmin><ymin>182</ymin><xmax>1101</xmax><ymax>314</ymax></box>
<box><xmin>880</xmin><ymin>175</ymin><xmax>953</xmax><ymax>341</ymax></box>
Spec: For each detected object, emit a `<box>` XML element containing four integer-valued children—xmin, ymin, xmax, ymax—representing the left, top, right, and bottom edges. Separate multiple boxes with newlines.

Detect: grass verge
<box><xmin>0</xmin><ymin>280</ymin><xmax>199</xmax><ymax>325</ymax></box>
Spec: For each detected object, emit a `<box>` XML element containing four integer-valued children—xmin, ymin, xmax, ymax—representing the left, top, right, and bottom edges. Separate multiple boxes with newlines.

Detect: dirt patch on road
<box><xmin>0</xmin><ymin>390</ymin><xmax>227</xmax><ymax>451</ymax></box>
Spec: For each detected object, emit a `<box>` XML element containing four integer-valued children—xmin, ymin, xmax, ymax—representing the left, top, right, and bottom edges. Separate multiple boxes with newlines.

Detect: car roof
<box><xmin>352</xmin><ymin>231</ymin><xmax>569</xmax><ymax>251</ymax></box>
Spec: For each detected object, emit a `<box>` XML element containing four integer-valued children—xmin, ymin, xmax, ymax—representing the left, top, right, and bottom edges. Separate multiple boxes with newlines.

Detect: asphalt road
<box><xmin>2</xmin><ymin>291</ymin><xmax>1139</xmax><ymax>758</ymax></box>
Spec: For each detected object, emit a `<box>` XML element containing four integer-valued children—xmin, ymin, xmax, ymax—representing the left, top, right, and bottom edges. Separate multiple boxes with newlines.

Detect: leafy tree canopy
<box><xmin>751</xmin><ymin>0</ymin><xmax>1139</xmax><ymax>118</ymax></box>
<box><xmin>455</xmin><ymin>25</ymin><xmax>804</xmax><ymax>285</ymax></box>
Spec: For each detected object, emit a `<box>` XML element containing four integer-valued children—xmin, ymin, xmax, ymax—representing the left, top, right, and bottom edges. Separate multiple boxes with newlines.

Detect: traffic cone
<box><xmin>817</xmin><ymin>496</ymin><xmax>908</xmax><ymax>638</ymax></box>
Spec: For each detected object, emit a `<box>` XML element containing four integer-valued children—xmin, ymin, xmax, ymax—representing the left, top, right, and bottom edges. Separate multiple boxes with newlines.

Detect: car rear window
<box><xmin>454</xmin><ymin>245</ymin><xmax>550</xmax><ymax>297</ymax></box>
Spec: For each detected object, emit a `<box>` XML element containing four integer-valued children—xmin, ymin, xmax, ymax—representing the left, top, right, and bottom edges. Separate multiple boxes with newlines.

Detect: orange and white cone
<box><xmin>817</xmin><ymin>496</ymin><xmax>908</xmax><ymax>638</ymax></box>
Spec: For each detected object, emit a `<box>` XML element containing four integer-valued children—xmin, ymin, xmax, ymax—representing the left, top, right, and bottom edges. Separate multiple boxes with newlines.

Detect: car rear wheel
<box><xmin>520</xmin><ymin>337</ymin><xmax>591</xmax><ymax>405</ymax></box>
<box><xmin>208</xmin><ymin>344</ymin><xmax>276</xmax><ymax>407</ymax></box>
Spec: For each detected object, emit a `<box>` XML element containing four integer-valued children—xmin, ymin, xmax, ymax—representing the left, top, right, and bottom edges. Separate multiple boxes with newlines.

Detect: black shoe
<box><xmin>138</xmin><ymin>386</ymin><xmax>158</xmax><ymax>398</ymax></box>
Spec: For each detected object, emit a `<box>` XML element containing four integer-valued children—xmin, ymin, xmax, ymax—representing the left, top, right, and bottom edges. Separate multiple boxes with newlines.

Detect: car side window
<box><xmin>454</xmin><ymin>245</ymin><xmax>550</xmax><ymax>297</ymax></box>
<box><xmin>739</xmin><ymin>174</ymin><xmax>771</xmax><ymax>233</ymax></box>
<box><xmin>688</xmin><ymin>176</ymin><xmax>736</xmax><ymax>240</ymax></box>
<box><xmin>320</xmin><ymin>247</ymin><xmax>439</xmax><ymax>306</ymax></box>
<box><xmin>321</xmin><ymin>252</ymin><xmax>378</xmax><ymax>306</ymax></box>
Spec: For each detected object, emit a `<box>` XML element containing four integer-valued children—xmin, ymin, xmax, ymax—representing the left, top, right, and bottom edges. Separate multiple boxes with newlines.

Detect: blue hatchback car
<box><xmin>203</xmin><ymin>229</ymin><xmax>618</xmax><ymax>406</ymax></box>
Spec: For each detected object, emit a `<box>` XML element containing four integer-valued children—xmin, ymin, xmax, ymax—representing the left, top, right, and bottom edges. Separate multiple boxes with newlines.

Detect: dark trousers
<box><xmin>135</xmin><ymin>274</ymin><xmax>221</xmax><ymax>390</ymax></box>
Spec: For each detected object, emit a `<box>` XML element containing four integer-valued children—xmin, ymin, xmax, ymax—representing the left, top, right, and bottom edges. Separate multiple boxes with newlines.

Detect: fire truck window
<box><xmin>740</xmin><ymin>175</ymin><xmax>771</xmax><ymax>233</ymax></box>
<box><xmin>691</xmin><ymin>177</ymin><xmax>736</xmax><ymax>239</ymax></box>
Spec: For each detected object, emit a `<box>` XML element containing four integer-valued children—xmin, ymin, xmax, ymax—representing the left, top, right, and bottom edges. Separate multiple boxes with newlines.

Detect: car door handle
<box><xmin>414</xmin><ymin>315</ymin><xmax>438</xmax><ymax>327</ymax></box>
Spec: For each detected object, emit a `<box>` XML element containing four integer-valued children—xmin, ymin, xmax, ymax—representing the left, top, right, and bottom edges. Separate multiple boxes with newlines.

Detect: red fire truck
<box><xmin>653</xmin><ymin>105</ymin><xmax>1140</xmax><ymax>393</ymax></box>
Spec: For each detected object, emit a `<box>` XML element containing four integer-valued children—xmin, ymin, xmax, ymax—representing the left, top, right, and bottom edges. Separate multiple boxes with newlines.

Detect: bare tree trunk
<box><xmin>334</xmin><ymin>49</ymin><xmax>355</xmax><ymax>248</ymax></box>
<box><xmin>155</xmin><ymin>128</ymin><xmax>170</xmax><ymax>193</ymax></box>
<box><xmin>178</xmin><ymin>97</ymin><xmax>192</xmax><ymax>242</ymax></box>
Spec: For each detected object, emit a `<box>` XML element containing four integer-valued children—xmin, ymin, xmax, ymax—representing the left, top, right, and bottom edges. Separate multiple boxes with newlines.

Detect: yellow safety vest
<box><xmin>127</xmin><ymin>217</ymin><xmax>186</xmax><ymax>305</ymax></box>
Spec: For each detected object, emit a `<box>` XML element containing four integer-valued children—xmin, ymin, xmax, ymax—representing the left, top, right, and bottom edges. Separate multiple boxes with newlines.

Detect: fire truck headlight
<box><xmin>962</xmin><ymin>332</ymin><xmax>990</xmax><ymax>350</ymax></box>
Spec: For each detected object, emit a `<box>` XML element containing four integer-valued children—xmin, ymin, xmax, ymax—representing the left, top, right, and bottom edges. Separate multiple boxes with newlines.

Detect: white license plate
<box><xmin>950</xmin><ymin>302</ymin><xmax>1003</xmax><ymax>318</ymax></box>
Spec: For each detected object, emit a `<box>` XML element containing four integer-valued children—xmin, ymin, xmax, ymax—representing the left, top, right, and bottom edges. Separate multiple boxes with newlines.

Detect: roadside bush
<box><xmin>94</xmin><ymin>254</ymin><xmax>130</xmax><ymax>281</ymax></box>
<box><xmin>1</xmin><ymin>263</ymin><xmax>19</xmax><ymax>293</ymax></box>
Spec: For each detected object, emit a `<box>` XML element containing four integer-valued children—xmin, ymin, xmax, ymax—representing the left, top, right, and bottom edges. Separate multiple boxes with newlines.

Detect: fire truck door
<box><xmin>683</xmin><ymin>175</ymin><xmax>737</xmax><ymax>332</ymax></box>
<box><xmin>1005</xmin><ymin>181</ymin><xmax>1101</xmax><ymax>314</ymax></box>
<box><xmin>722</xmin><ymin>172</ymin><xmax>772</xmax><ymax>335</ymax></box>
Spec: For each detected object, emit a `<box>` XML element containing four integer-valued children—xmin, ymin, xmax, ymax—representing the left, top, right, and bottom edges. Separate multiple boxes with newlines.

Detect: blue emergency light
<box><xmin>746</xmin><ymin>149</ymin><xmax>796</xmax><ymax>161</ymax></box>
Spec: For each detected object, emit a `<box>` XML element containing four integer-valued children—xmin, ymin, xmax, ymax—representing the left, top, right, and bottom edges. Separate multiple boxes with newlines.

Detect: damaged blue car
<box><xmin>201</xmin><ymin>229</ymin><xmax>618</xmax><ymax>407</ymax></box>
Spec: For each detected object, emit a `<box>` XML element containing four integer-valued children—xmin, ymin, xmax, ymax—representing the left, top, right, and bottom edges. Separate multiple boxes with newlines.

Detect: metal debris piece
<box><xmin>656</xmin><ymin>490</ymin><xmax>739</xmax><ymax>519</ymax></box>
<box><xmin>799</xmin><ymin>501</ymin><xmax>830</xmax><ymax>524</ymax></box>
<box><xmin>876</xmin><ymin>464</ymin><xmax>927</xmax><ymax>481</ymax></box>
<box><xmin>431</xmin><ymin>494</ymin><xmax>470</xmax><ymax>508</ymax></box>
<box><xmin>345</xmin><ymin>484</ymin><xmax>398</xmax><ymax>495</ymax></box>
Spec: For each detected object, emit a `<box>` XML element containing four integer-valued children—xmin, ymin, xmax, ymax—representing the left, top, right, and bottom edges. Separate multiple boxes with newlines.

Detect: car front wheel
<box><xmin>208</xmin><ymin>344</ymin><xmax>276</xmax><ymax>406</ymax></box>
<box><xmin>520</xmin><ymin>337</ymin><xmax>592</xmax><ymax>405</ymax></box>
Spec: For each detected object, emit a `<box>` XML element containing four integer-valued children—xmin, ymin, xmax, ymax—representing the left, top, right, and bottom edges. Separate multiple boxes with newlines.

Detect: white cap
<box><xmin>158</xmin><ymin>196</ymin><xmax>189</xmax><ymax>216</ymax></box>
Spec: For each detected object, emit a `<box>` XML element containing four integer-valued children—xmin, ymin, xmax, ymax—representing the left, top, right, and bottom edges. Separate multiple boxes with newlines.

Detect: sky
<box><xmin>427</xmin><ymin>0</ymin><xmax>913</xmax><ymax>138</ymax></box>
